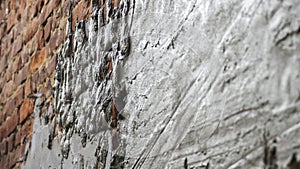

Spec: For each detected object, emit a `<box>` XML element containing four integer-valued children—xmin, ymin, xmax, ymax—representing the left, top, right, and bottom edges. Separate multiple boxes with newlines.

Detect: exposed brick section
<box><xmin>0</xmin><ymin>0</ymin><xmax>104</xmax><ymax>167</ymax></box>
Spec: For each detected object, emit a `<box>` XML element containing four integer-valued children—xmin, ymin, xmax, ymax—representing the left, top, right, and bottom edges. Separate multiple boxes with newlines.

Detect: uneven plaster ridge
<box><xmin>23</xmin><ymin>0</ymin><xmax>300</xmax><ymax>168</ymax></box>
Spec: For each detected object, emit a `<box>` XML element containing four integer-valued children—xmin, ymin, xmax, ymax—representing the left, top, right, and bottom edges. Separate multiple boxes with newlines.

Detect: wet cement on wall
<box><xmin>22</xmin><ymin>0</ymin><xmax>300</xmax><ymax>168</ymax></box>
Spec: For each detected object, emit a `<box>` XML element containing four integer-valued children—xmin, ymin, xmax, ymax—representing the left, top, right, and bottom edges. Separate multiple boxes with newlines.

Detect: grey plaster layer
<box><xmin>23</xmin><ymin>0</ymin><xmax>300</xmax><ymax>168</ymax></box>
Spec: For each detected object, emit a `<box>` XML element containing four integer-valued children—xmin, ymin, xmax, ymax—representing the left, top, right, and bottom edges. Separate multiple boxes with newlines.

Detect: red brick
<box><xmin>49</xmin><ymin>0</ymin><xmax>61</xmax><ymax>12</ymax></box>
<box><xmin>18</xmin><ymin>1</ymin><xmax>26</xmax><ymax>17</ymax></box>
<box><xmin>26</xmin><ymin>37</ymin><xmax>37</xmax><ymax>56</ymax></box>
<box><xmin>14</xmin><ymin>64</ymin><xmax>29</xmax><ymax>89</ymax></box>
<box><xmin>0</xmin><ymin>140</ymin><xmax>8</xmax><ymax>155</ymax></box>
<box><xmin>2</xmin><ymin>95</ymin><xmax>16</xmax><ymax>117</ymax></box>
<box><xmin>0</xmin><ymin>125</ymin><xmax>6</xmax><ymax>141</ymax></box>
<box><xmin>11</xmin><ymin>36</ymin><xmax>23</xmax><ymax>57</ymax></box>
<box><xmin>1</xmin><ymin>42</ymin><xmax>10</xmax><ymax>59</ymax></box>
<box><xmin>20</xmin><ymin>99</ymin><xmax>34</xmax><ymax>123</ymax></box>
<box><xmin>0</xmin><ymin>9</ymin><xmax>5</xmax><ymax>22</ymax></box>
<box><xmin>15</xmin><ymin>87</ymin><xmax>24</xmax><ymax>107</ymax></box>
<box><xmin>29</xmin><ymin>2</ymin><xmax>38</xmax><ymax>20</ymax></box>
<box><xmin>23</xmin><ymin>18</ymin><xmax>39</xmax><ymax>44</ymax></box>
<box><xmin>38</xmin><ymin>85</ymin><xmax>48</xmax><ymax>98</ymax></box>
<box><xmin>57</xmin><ymin>29</ymin><xmax>65</xmax><ymax>47</ymax></box>
<box><xmin>4</xmin><ymin>63</ymin><xmax>13</xmax><ymax>82</ymax></box>
<box><xmin>13</xmin><ymin>22</ymin><xmax>22</xmax><ymax>38</ymax></box>
<box><xmin>6</xmin><ymin>10</ymin><xmax>16</xmax><ymax>33</ymax></box>
<box><xmin>7</xmin><ymin>30</ymin><xmax>14</xmax><ymax>48</ymax></box>
<box><xmin>4</xmin><ymin>80</ymin><xmax>14</xmax><ymax>98</ymax></box>
<box><xmin>48</xmin><ymin>30</ymin><xmax>59</xmax><ymax>51</ymax></box>
<box><xmin>19</xmin><ymin>143</ymin><xmax>26</xmax><ymax>158</ymax></box>
<box><xmin>45</xmin><ymin>80</ymin><xmax>53</xmax><ymax>98</ymax></box>
<box><xmin>21</xmin><ymin>119</ymin><xmax>32</xmax><ymax>141</ymax></box>
<box><xmin>0</xmin><ymin>154</ymin><xmax>9</xmax><ymax>169</ymax></box>
<box><xmin>21</xmin><ymin>51</ymin><xmax>29</xmax><ymax>65</ymax></box>
<box><xmin>38</xmin><ymin>66</ymin><xmax>47</xmax><ymax>84</ymax></box>
<box><xmin>30</xmin><ymin>48</ymin><xmax>47</xmax><ymax>74</ymax></box>
<box><xmin>37</xmin><ymin>29</ymin><xmax>45</xmax><ymax>49</ymax></box>
<box><xmin>40</xmin><ymin>0</ymin><xmax>61</xmax><ymax>25</ymax></box>
<box><xmin>30</xmin><ymin>76</ymin><xmax>38</xmax><ymax>94</ymax></box>
<box><xmin>5</xmin><ymin>110</ymin><xmax>18</xmax><ymax>136</ymax></box>
<box><xmin>44</xmin><ymin>17</ymin><xmax>52</xmax><ymax>41</ymax></box>
<box><xmin>63</xmin><ymin>0</ymin><xmax>70</xmax><ymax>17</ymax></box>
<box><xmin>12</xmin><ymin>55</ymin><xmax>22</xmax><ymax>73</ymax></box>
<box><xmin>20</xmin><ymin>7</ymin><xmax>29</xmax><ymax>31</ymax></box>
<box><xmin>72</xmin><ymin>1</ymin><xmax>90</xmax><ymax>29</ymax></box>
<box><xmin>47</xmin><ymin>55</ymin><xmax>57</xmax><ymax>76</ymax></box>
<box><xmin>15</xmin><ymin>127</ymin><xmax>21</xmax><ymax>146</ymax></box>
<box><xmin>7</xmin><ymin>133</ymin><xmax>15</xmax><ymax>152</ymax></box>
<box><xmin>0</xmin><ymin>24</ymin><xmax>5</xmax><ymax>42</ymax></box>
<box><xmin>0</xmin><ymin>54</ymin><xmax>7</xmax><ymax>72</ymax></box>
<box><xmin>49</xmin><ymin>29</ymin><xmax>64</xmax><ymax>50</ymax></box>
<box><xmin>31</xmin><ymin>70</ymin><xmax>39</xmax><ymax>84</ymax></box>
<box><xmin>0</xmin><ymin>108</ymin><xmax>3</xmax><ymax>125</ymax></box>
<box><xmin>54</xmin><ymin>8</ymin><xmax>63</xmax><ymax>28</ymax></box>
<box><xmin>24</xmin><ymin>79</ymin><xmax>32</xmax><ymax>97</ymax></box>
<box><xmin>9</xmin><ymin>147</ymin><xmax>20</xmax><ymax>168</ymax></box>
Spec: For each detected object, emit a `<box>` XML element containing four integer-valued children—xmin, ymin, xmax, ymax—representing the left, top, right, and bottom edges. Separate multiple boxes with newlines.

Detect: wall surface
<box><xmin>1</xmin><ymin>0</ymin><xmax>300</xmax><ymax>169</ymax></box>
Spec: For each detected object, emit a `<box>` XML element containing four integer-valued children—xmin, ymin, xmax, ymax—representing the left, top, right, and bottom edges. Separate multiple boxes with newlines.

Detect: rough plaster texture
<box><xmin>23</xmin><ymin>0</ymin><xmax>300</xmax><ymax>168</ymax></box>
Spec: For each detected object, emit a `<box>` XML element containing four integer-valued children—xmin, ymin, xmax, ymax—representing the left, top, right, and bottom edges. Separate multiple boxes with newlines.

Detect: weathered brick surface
<box><xmin>14</xmin><ymin>127</ymin><xmax>21</xmax><ymax>146</ymax></box>
<box><xmin>0</xmin><ymin>54</ymin><xmax>7</xmax><ymax>72</ymax></box>
<box><xmin>19</xmin><ymin>99</ymin><xmax>34</xmax><ymax>123</ymax></box>
<box><xmin>2</xmin><ymin>97</ymin><xmax>16</xmax><ymax>118</ymax></box>
<box><xmin>30</xmin><ymin>47</ymin><xmax>47</xmax><ymax>74</ymax></box>
<box><xmin>5</xmin><ymin>110</ymin><xmax>18</xmax><ymax>136</ymax></box>
<box><xmin>15</xmin><ymin>87</ymin><xmax>24</xmax><ymax>108</ymax></box>
<box><xmin>0</xmin><ymin>0</ymin><xmax>101</xmax><ymax>168</ymax></box>
<box><xmin>11</xmin><ymin>36</ymin><xmax>23</xmax><ymax>57</ymax></box>
<box><xmin>44</xmin><ymin>17</ymin><xmax>52</xmax><ymax>41</ymax></box>
<box><xmin>23</xmin><ymin>18</ymin><xmax>39</xmax><ymax>44</ymax></box>
<box><xmin>14</xmin><ymin>64</ymin><xmax>29</xmax><ymax>88</ymax></box>
<box><xmin>7</xmin><ymin>133</ymin><xmax>15</xmax><ymax>152</ymax></box>
<box><xmin>0</xmin><ymin>154</ymin><xmax>9</xmax><ymax>169</ymax></box>
<box><xmin>0</xmin><ymin>140</ymin><xmax>8</xmax><ymax>155</ymax></box>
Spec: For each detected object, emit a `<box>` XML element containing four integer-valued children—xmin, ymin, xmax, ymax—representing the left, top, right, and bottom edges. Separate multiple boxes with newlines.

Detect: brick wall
<box><xmin>0</xmin><ymin>0</ymin><xmax>103</xmax><ymax>168</ymax></box>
